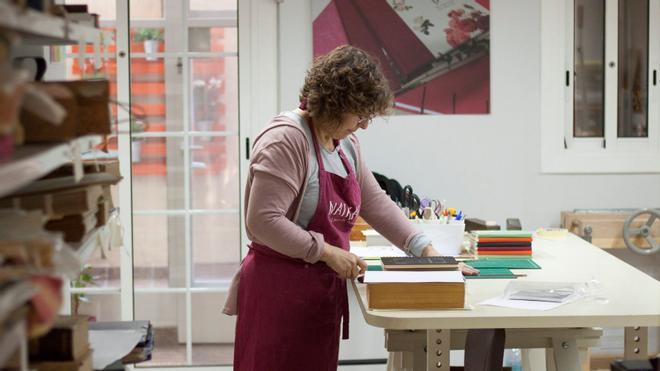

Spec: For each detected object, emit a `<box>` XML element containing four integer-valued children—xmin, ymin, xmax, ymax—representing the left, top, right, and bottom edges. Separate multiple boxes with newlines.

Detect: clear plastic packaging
<box><xmin>502</xmin><ymin>279</ymin><xmax>603</xmax><ymax>304</ymax></box>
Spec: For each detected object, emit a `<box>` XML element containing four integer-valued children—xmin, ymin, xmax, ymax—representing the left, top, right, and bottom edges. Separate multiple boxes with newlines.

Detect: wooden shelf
<box><xmin>0</xmin><ymin>2</ymin><xmax>111</xmax><ymax>46</ymax></box>
<box><xmin>0</xmin><ymin>136</ymin><xmax>102</xmax><ymax>199</ymax></box>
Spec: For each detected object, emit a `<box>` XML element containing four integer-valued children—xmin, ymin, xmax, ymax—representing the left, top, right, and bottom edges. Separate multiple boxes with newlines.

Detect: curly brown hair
<box><xmin>299</xmin><ymin>45</ymin><xmax>393</xmax><ymax>130</ymax></box>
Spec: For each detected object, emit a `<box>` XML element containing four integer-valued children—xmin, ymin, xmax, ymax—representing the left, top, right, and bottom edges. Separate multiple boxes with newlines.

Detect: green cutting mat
<box><xmin>464</xmin><ymin>258</ymin><xmax>541</xmax><ymax>269</ymax></box>
<box><xmin>465</xmin><ymin>268</ymin><xmax>516</xmax><ymax>279</ymax></box>
<box><xmin>366</xmin><ymin>264</ymin><xmax>383</xmax><ymax>271</ymax></box>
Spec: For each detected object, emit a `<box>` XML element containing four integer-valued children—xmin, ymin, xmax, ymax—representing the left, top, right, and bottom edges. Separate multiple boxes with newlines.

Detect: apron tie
<box><xmin>341</xmin><ymin>284</ymin><xmax>350</xmax><ymax>339</ymax></box>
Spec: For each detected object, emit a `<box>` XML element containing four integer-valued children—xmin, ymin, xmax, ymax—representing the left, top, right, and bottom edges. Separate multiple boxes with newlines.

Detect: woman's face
<box><xmin>331</xmin><ymin>113</ymin><xmax>371</xmax><ymax>139</ymax></box>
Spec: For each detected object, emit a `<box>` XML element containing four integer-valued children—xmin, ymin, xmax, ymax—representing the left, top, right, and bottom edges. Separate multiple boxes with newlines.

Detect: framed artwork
<box><xmin>313</xmin><ymin>0</ymin><xmax>491</xmax><ymax>115</ymax></box>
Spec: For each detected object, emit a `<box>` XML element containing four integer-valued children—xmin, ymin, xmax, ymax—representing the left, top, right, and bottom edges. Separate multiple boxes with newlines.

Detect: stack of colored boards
<box><xmin>470</xmin><ymin>230</ymin><xmax>534</xmax><ymax>258</ymax></box>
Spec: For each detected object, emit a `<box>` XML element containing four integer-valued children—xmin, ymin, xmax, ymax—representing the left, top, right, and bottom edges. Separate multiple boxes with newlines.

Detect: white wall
<box><xmin>275</xmin><ymin>0</ymin><xmax>660</xmax><ymax>230</ymax></box>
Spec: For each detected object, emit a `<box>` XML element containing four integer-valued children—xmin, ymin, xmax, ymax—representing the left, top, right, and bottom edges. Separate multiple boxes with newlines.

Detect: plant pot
<box><xmin>143</xmin><ymin>40</ymin><xmax>160</xmax><ymax>61</ymax></box>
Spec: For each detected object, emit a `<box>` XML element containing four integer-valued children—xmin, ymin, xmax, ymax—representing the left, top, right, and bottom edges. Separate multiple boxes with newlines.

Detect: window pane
<box><xmin>189</xmin><ymin>0</ymin><xmax>236</xmax><ymax>12</ymax></box>
<box><xmin>130</xmin><ymin>0</ymin><xmax>164</xmax><ymax>19</ymax></box>
<box><xmin>74</xmin><ymin>294</ymin><xmax>122</xmax><ymax>322</ymax></box>
<box><xmin>191</xmin><ymin>136</ymin><xmax>239</xmax><ymax>210</ymax></box>
<box><xmin>189</xmin><ymin>27</ymin><xmax>237</xmax><ymax>53</ymax></box>
<box><xmin>132</xmin><ymin>137</ymin><xmax>185</xmax><ymax>210</ymax></box>
<box><xmin>574</xmin><ymin>0</ymin><xmax>605</xmax><ymax>137</ymax></box>
<box><xmin>618</xmin><ymin>0</ymin><xmax>649</xmax><ymax>138</ymax></box>
<box><xmin>134</xmin><ymin>292</ymin><xmax>186</xmax><ymax>367</ymax></box>
<box><xmin>190</xmin><ymin>57</ymin><xmax>238</xmax><ymax>132</ymax></box>
<box><xmin>64</xmin><ymin>0</ymin><xmax>116</xmax><ymax>21</ymax></box>
<box><xmin>130</xmin><ymin>56</ymin><xmax>184</xmax><ymax>132</ymax></box>
<box><xmin>134</xmin><ymin>215</ymin><xmax>185</xmax><ymax>289</ymax></box>
<box><xmin>192</xmin><ymin>214</ymin><xmax>240</xmax><ymax>285</ymax></box>
<box><xmin>190</xmin><ymin>293</ymin><xmax>235</xmax><ymax>365</ymax></box>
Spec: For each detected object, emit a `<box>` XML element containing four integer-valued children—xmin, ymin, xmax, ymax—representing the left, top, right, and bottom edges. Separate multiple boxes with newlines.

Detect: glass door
<box><xmin>129</xmin><ymin>0</ymin><xmax>239</xmax><ymax>366</ymax></box>
<box><xmin>60</xmin><ymin>0</ymin><xmax>240</xmax><ymax>367</ymax></box>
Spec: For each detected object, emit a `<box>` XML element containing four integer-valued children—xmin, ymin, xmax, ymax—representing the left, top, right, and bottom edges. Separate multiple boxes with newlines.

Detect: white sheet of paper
<box><xmin>364</xmin><ymin>270</ymin><xmax>464</xmax><ymax>283</ymax></box>
<box><xmin>479</xmin><ymin>297</ymin><xmax>568</xmax><ymax>311</ymax></box>
<box><xmin>89</xmin><ymin>329</ymin><xmax>144</xmax><ymax>370</ymax></box>
<box><xmin>350</xmin><ymin>245</ymin><xmax>407</xmax><ymax>259</ymax></box>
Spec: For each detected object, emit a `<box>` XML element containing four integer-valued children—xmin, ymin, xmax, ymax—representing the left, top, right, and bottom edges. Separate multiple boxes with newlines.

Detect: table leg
<box><xmin>521</xmin><ymin>348</ymin><xmax>546</xmax><ymax>371</ymax></box>
<box><xmin>387</xmin><ymin>352</ymin><xmax>400</xmax><ymax>371</ymax></box>
<box><xmin>551</xmin><ymin>337</ymin><xmax>581</xmax><ymax>371</ymax></box>
<box><xmin>385</xmin><ymin>330</ymin><xmax>426</xmax><ymax>371</ymax></box>
<box><xmin>578</xmin><ymin>346</ymin><xmax>590</xmax><ymax>371</ymax></box>
<box><xmin>426</xmin><ymin>329</ymin><xmax>450</xmax><ymax>371</ymax></box>
<box><xmin>546</xmin><ymin>347</ymin><xmax>557</xmax><ymax>371</ymax></box>
<box><xmin>624</xmin><ymin>326</ymin><xmax>648</xmax><ymax>360</ymax></box>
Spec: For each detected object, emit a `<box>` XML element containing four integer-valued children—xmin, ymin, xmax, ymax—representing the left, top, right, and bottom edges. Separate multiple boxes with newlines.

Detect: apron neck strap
<box><xmin>307</xmin><ymin>116</ymin><xmax>354</xmax><ymax>176</ymax></box>
<box><xmin>307</xmin><ymin>117</ymin><xmax>326</xmax><ymax>172</ymax></box>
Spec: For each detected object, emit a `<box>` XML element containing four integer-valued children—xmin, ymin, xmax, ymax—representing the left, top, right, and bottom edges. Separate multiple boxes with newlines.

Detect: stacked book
<box><xmin>0</xmin><ymin>173</ymin><xmax>121</xmax><ymax>244</ymax></box>
<box><xmin>362</xmin><ymin>256</ymin><xmax>464</xmax><ymax>309</ymax></box>
<box><xmin>364</xmin><ymin>270</ymin><xmax>465</xmax><ymax>309</ymax></box>
<box><xmin>29</xmin><ymin>315</ymin><xmax>92</xmax><ymax>371</ymax></box>
<box><xmin>381</xmin><ymin>256</ymin><xmax>459</xmax><ymax>271</ymax></box>
<box><xmin>470</xmin><ymin>230</ymin><xmax>534</xmax><ymax>257</ymax></box>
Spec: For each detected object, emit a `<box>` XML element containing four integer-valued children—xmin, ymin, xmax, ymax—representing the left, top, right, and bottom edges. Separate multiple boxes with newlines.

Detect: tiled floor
<box><xmin>137</xmin><ymin>327</ymin><xmax>234</xmax><ymax>367</ymax></box>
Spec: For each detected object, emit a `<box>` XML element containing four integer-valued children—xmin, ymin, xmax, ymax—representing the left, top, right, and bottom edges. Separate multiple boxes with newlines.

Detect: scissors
<box><xmin>401</xmin><ymin>185</ymin><xmax>421</xmax><ymax>218</ymax></box>
<box><xmin>421</xmin><ymin>198</ymin><xmax>443</xmax><ymax>217</ymax></box>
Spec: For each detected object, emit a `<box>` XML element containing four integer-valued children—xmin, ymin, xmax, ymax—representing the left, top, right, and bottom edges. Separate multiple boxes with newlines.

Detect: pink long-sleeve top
<box><xmin>223</xmin><ymin>113</ymin><xmax>421</xmax><ymax>315</ymax></box>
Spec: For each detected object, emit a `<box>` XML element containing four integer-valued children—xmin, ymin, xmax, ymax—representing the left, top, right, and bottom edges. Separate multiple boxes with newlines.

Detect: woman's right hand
<box><xmin>320</xmin><ymin>243</ymin><xmax>367</xmax><ymax>279</ymax></box>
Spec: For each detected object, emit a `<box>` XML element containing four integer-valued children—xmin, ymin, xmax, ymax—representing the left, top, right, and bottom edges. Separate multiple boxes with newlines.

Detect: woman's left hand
<box><xmin>421</xmin><ymin>244</ymin><xmax>479</xmax><ymax>276</ymax></box>
<box><xmin>458</xmin><ymin>262</ymin><xmax>479</xmax><ymax>276</ymax></box>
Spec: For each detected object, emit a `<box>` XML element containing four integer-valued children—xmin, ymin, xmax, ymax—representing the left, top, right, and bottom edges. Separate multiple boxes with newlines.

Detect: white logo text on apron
<box><xmin>328</xmin><ymin>201</ymin><xmax>359</xmax><ymax>223</ymax></box>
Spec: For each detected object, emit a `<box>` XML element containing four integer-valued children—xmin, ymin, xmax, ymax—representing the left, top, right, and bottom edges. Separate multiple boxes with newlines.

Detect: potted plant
<box><xmin>131</xmin><ymin>118</ymin><xmax>146</xmax><ymax>163</ymax></box>
<box><xmin>72</xmin><ymin>264</ymin><xmax>95</xmax><ymax>315</ymax></box>
<box><xmin>135</xmin><ymin>28</ymin><xmax>163</xmax><ymax>61</ymax></box>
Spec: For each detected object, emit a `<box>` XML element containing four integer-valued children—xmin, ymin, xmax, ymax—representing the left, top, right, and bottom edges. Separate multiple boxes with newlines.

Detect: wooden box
<box><xmin>367</xmin><ymin>282</ymin><xmax>465</xmax><ymax>310</ymax></box>
<box><xmin>561</xmin><ymin>210</ymin><xmax>660</xmax><ymax>249</ymax></box>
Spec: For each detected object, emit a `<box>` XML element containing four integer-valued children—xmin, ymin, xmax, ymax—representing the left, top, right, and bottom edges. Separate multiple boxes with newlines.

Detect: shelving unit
<box><xmin>0</xmin><ymin>317</ymin><xmax>28</xmax><ymax>371</ymax></box>
<box><xmin>0</xmin><ymin>135</ymin><xmax>102</xmax><ymax>199</ymax></box>
<box><xmin>0</xmin><ymin>2</ymin><xmax>111</xmax><ymax>46</ymax></box>
<box><xmin>0</xmin><ymin>3</ymin><xmax>119</xmax><ymax>368</ymax></box>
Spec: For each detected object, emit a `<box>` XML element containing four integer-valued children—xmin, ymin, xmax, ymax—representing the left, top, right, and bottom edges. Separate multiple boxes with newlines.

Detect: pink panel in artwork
<box><xmin>332</xmin><ymin>0</ymin><xmax>402</xmax><ymax>90</ymax></box>
<box><xmin>312</xmin><ymin>0</ymin><xmax>491</xmax><ymax>115</ymax></box>
<box><xmin>393</xmin><ymin>86</ymin><xmax>426</xmax><ymax>114</ymax></box>
<box><xmin>350</xmin><ymin>0</ymin><xmax>434</xmax><ymax>79</ymax></box>
<box><xmin>476</xmin><ymin>0</ymin><xmax>490</xmax><ymax>10</ymax></box>
<box><xmin>313</xmin><ymin>1</ymin><xmax>349</xmax><ymax>57</ymax></box>
<box><xmin>396</xmin><ymin>55</ymin><xmax>490</xmax><ymax>114</ymax></box>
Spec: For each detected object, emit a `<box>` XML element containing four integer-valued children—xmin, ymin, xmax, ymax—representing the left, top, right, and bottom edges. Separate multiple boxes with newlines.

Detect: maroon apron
<box><xmin>234</xmin><ymin>119</ymin><xmax>361</xmax><ymax>371</ymax></box>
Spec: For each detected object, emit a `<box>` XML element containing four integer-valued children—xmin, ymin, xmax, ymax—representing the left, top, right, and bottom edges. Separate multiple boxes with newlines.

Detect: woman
<box><xmin>224</xmin><ymin>45</ymin><xmax>479</xmax><ymax>370</ymax></box>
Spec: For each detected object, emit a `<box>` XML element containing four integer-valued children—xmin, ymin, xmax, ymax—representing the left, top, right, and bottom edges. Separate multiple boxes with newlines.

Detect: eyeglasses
<box><xmin>357</xmin><ymin>115</ymin><xmax>373</xmax><ymax>126</ymax></box>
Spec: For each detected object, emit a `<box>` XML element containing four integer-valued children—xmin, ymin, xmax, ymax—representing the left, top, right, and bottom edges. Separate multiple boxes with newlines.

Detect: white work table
<box><xmin>350</xmin><ymin>234</ymin><xmax>660</xmax><ymax>370</ymax></box>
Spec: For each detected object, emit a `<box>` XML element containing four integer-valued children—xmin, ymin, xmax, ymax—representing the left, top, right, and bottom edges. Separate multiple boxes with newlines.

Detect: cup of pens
<box><xmin>413</xmin><ymin>219</ymin><xmax>466</xmax><ymax>256</ymax></box>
